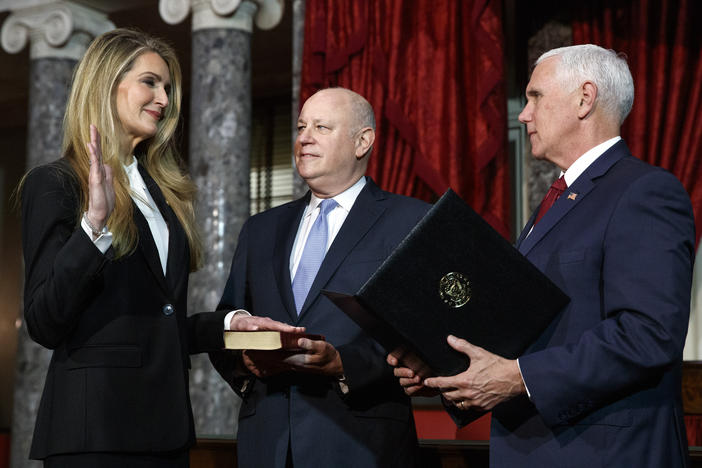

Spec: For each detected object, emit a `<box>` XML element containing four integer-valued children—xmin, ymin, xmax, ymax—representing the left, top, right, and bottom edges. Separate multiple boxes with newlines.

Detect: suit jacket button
<box><xmin>162</xmin><ymin>304</ymin><xmax>175</xmax><ymax>316</ymax></box>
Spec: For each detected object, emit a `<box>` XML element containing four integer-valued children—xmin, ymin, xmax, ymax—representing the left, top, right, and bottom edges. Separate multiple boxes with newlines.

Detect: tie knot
<box><xmin>319</xmin><ymin>198</ymin><xmax>337</xmax><ymax>216</ymax></box>
<box><xmin>552</xmin><ymin>176</ymin><xmax>567</xmax><ymax>193</ymax></box>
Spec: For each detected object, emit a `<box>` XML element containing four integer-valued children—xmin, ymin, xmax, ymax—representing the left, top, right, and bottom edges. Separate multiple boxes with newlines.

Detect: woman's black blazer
<box><xmin>21</xmin><ymin>159</ymin><xmax>226</xmax><ymax>459</ymax></box>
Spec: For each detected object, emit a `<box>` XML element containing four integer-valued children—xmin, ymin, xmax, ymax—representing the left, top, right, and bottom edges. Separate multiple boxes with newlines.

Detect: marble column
<box><xmin>159</xmin><ymin>0</ymin><xmax>285</xmax><ymax>436</ymax></box>
<box><xmin>524</xmin><ymin>22</ymin><xmax>572</xmax><ymax>214</ymax></box>
<box><xmin>291</xmin><ymin>0</ymin><xmax>307</xmax><ymax>199</ymax></box>
<box><xmin>0</xmin><ymin>3</ymin><xmax>113</xmax><ymax>466</ymax></box>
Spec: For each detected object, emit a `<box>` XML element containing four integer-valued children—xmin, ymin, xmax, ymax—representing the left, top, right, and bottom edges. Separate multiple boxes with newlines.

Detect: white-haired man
<box><xmin>390</xmin><ymin>44</ymin><xmax>695</xmax><ymax>467</ymax></box>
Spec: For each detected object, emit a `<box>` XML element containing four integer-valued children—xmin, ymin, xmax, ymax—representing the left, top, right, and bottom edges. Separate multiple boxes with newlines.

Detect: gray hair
<box><xmin>537</xmin><ymin>44</ymin><xmax>634</xmax><ymax>125</ymax></box>
<box><xmin>321</xmin><ymin>87</ymin><xmax>376</xmax><ymax>134</ymax></box>
<box><xmin>350</xmin><ymin>91</ymin><xmax>376</xmax><ymax>133</ymax></box>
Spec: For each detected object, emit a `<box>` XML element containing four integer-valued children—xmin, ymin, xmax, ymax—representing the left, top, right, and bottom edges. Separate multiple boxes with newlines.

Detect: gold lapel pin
<box><xmin>567</xmin><ymin>192</ymin><xmax>578</xmax><ymax>200</ymax></box>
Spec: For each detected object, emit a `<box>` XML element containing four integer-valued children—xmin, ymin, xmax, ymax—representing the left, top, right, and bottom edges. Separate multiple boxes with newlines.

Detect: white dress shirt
<box><xmin>562</xmin><ymin>136</ymin><xmax>621</xmax><ymax>186</ymax></box>
<box><xmin>289</xmin><ymin>176</ymin><xmax>367</xmax><ymax>280</ymax></box>
<box><xmin>124</xmin><ymin>156</ymin><xmax>169</xmax><ymax>275</ymax></box>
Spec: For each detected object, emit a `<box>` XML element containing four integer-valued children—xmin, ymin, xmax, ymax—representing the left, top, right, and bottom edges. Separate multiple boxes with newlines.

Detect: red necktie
<box><xmin>534</xmin><ymin>176</ymin><xmax>566</xmax><ymax>225</ymax></box>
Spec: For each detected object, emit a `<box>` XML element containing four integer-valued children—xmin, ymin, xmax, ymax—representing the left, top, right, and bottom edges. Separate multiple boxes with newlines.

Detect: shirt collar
<box><xmin>563</xmin><ymin>136</ymin><xmax>621</xmax><ymax>186</ymax></box>
<box><xmin>307</xmin><ymin>176</ymin><xmax>367</xmax><ymax>214</ymax></box>
<box><xmin>123</xmin><ymin>155</ymin><xmax>138</xmax><ymax>174</ymax></box>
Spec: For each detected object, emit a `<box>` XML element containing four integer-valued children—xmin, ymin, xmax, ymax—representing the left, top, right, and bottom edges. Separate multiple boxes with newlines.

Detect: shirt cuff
<box><xmin>81</xmin><ymin>215</ymin><xmax>113</xmax><ymax>253</ymax></box>
<box><xmin>224</xmin><ymin>309</ymin><xmax>251</xmax><ymax>330</ymax></box>
<box><xmin>516</xmin><ymin>358</ymin><xmax>531</xmax><ymax>398</ymax></box>
<box><xmin>337</xmin><ymin>374</ymin><xmax>349</xmax><ymax>395</ymax></box>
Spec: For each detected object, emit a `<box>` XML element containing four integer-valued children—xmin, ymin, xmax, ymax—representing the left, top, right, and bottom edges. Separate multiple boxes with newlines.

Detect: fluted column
<box><xmin>1</xmin><ymin>3</ymin><xmax>113</xmax><ymax>466</ymax></box>
<box><xmin>159</xmin><ymin>0</ymin><xmax>284</xmax><ymax>437</ymax></box>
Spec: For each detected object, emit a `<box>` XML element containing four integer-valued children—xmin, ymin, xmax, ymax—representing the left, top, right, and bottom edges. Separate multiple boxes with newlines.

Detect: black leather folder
<box><xmin>323</xmin><ymin>189</ymin><xmax>569</xmax><ymax>377</ymax></box>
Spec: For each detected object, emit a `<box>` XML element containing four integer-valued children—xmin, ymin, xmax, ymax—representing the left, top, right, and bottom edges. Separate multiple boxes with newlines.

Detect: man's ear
<box><xmin>355</xmin><ymin>127</ymin><xmax>375</xmax><ymax>159</ymax></box>
<box><xmin>578</xmin><ymin>81</ymin><xmax>598</xmax><ymax>119</ymax></box>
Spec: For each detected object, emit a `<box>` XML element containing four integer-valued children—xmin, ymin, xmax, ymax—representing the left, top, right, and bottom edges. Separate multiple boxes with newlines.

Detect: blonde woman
<box><xmin>19</xmin><ymin>28</ymin><xmax>297</xmax><ymax>467</ymax></box>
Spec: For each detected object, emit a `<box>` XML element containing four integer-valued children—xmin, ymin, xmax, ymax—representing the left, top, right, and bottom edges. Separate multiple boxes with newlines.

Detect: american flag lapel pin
<box><xmin>567</xmin><ymin>192</ymin><xmax>578</xmax><ymax>200</ymax></box>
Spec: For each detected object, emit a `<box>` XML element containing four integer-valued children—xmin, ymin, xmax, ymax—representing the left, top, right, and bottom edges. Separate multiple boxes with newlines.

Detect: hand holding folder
<box><xmin>386</xmin><ymin>346</ymin><xmax>439</xmax><ymax>398</ymax></box>
<box><xmin>323</xmin><ymin>189</ymin><xmax>569</xmax><ymax>377</ymax></box>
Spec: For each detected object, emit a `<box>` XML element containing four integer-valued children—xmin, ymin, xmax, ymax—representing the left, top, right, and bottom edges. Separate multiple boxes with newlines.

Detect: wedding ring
<box><xmin>458</xmin><ymin>400</ymin><xmax>465</xmax><ymax>410</ymax></box>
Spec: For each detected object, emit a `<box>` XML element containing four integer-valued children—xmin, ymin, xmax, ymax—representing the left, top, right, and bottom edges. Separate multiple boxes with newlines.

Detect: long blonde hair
<box><xmin>63</xmin><ymin>28</ymin><xmax>201</xmax><ymax>269</ymax></box>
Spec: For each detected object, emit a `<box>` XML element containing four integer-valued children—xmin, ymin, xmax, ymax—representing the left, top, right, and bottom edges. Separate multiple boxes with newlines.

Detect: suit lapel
<box><xmin>136</xmin><ymin>163</ymin><xmax>188</xmax><ymax>298</ymax></box>
<box><xmin>515</xmin><ymin>210</ymin><xmax>538</xmax><ymax>250</ymax></box>
<box><xmin>273</xmin><ymin>196</ymin><xmax>308</xmax><ymax>321</ymax></box>
<box><xmin>518</xmin><ymin>140</ymin><xmax>630</xmax><ymax>256</ymax></box>
<box><xmin>297</xmin><ymin>180</ymin><xmax>386</xmax><ymax>319</ymax></box>
<box><xmin>133</xmin><ymin>200</ymin><xmax>170</xmax><ymax>295</ymax></box>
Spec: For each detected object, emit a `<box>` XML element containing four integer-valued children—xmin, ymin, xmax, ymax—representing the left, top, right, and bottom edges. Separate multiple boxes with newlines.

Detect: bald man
<box><xmin>213</xmin><ymin>88</ymin><xmax>429</xmax><ymax>467</ymax></box>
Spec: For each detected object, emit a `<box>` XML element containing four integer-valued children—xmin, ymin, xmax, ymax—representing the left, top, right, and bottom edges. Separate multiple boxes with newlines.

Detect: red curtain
<box><xmin>301</xmin><ymin>0</ymin><xmax>510</xmax><ymax>238</ymax></box>
<box><xmin>572</xmin><ymin>0</ymin><xmax>702</xmax><ymax>243</ymax></box>
<box><xmin>573</xmin><ymin>0</ymin><xmax>702</xmax><ymax>446</ymax></box>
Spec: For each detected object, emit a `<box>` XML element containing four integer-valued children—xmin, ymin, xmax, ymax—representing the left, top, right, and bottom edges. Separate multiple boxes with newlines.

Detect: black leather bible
<box><xmin>323</xmin><ymin>189</ymin><xmax>569</xmax><ymax>377</ymax></box>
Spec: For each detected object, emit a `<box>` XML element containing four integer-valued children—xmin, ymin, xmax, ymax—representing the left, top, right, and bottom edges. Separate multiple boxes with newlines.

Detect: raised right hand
<box><xmin>85</xmin><ymin>124</ymin><xmax>115</xmax><ymax>232</ymax></box>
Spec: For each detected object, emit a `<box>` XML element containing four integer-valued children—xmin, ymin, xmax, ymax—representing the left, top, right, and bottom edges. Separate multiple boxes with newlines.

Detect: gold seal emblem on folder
<box><xmin>439</xmin><ymin>272</ymin><xmax>471</xmax><ymax>308</ymax></box>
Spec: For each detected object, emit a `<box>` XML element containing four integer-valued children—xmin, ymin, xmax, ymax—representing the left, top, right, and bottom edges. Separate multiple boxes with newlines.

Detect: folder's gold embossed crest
<box><xmin>439</xmin><ymin>272</ymin><xmax>471</xmax><ymax>308</ymax></box>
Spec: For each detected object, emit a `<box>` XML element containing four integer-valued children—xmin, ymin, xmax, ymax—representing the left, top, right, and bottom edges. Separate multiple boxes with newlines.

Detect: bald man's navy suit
<box><xmin>215</xmin><ymin>178</ymin><xmax>429</xmax><ymax>468</ymax></box>
<box><xmin>483</xmin><ymin>140</ymin><xmax>694</xmax><ymax>467</ymax></box>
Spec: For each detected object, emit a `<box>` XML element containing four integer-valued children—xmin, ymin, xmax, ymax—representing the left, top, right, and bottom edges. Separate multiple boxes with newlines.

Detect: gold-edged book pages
<box><xmin>223</xmin><ymin>331</ymin><xmax>325</xmax><ymax>350</ymax></box>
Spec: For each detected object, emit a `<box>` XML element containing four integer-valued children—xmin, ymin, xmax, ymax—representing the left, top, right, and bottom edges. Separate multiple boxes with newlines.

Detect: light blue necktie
<box><xmin>292</xmin><ymin>198</ymin><xmax>337</xmax><ymax>314</ymax></box>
